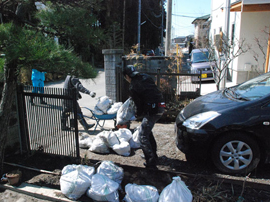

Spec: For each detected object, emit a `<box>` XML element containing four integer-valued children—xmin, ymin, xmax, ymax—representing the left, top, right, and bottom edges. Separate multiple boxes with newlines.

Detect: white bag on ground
<box><xmin>112</xmin><ymin>141</ymin><xmax>131</xmax><ymax>156</ymax></box>
<box><xmin>129</xmin><ymin>127</ymin><xmax>141</xmax><ymax>149</ymax></box>
<box><xmin>116</xmin><ymin>98</ymin><xmax>136</xmax><ymax>125</ymax></box>
<box><xmin>115</xmin><ymin>128</ymin><xmax>133</xmax><ymax>142</ymax></box>
<box><xmin>79</xmin><ymin>133</ymin><xmax>93</xmax><ymax>149</ymax></box>
<box><xmin>96</xmin><ymin>96</ymin><xmax>113</xmax><ymax>113</ymax></box>
<box><xmin>96</xmin><ymin>161</ymin><xmax>124</xmax><ymax>184</ymax></box>
<box><xmin>123</xmin><ymin>183</ymin><xmax>159</xmax><ymax>202</ymax></box>
<box><xmin>158</xmin><ymin>176</ymin><xmax>192</xmax><ymax>202</ymax></box>
<box><xmin>107</xmin><ymin>102</ymin><xmax>123</xmax><ymax>114</ymax></box>
<box><xmin>89</xmin><ymin>136</ymin><xmax>110</xmax><ymax>154</ymax></box>
<box><xmin>86</xmin><ymin>173</ymin><xmax>119</xmax><ymax>202</ymax></box>
<box><xmin>60</xmin><ymin>164</ymin><xmax>95</xmax><ymax>200</ymax></box>
<box><xmin>107</xmin><ymin>131</ymin><xmax>121</xmax><ymax>148</ymax></box>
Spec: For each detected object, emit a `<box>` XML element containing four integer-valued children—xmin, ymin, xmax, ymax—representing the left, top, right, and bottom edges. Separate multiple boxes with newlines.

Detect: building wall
<box><xmin>211</xmin><ymin>0</ymin><xmax>270</xmax><ymax>84</ymax></box>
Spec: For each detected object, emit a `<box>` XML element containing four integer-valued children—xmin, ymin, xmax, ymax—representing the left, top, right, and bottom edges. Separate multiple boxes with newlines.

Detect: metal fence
<box><xmin>117</xmin><ymin>66</ymin><xmax>201</xmax><ymax>103</ymax></box>
<box><xmin>17</xmin><ymin>85</ymin><xmax>80</xmax><ymax>158</ymax></box>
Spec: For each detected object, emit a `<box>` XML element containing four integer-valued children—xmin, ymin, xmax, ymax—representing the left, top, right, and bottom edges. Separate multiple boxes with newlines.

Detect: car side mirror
<box><xmin>187</xmin><ymin>59</ymin><xmax>191</xmax><ymax>63</ymax></box>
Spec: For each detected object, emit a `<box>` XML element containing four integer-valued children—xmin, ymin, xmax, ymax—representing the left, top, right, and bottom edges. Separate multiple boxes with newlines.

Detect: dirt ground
<box><xmin>2</xmin><ymin>121</ymin><xmax>270</xmax><ymax>201</ymax></box>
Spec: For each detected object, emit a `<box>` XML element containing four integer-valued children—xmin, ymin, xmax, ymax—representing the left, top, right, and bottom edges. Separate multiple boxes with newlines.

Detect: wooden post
<box><xmin>265</xmin><ymin>26</ymin><xmax>270</xmax><ymax>73</ymax></box>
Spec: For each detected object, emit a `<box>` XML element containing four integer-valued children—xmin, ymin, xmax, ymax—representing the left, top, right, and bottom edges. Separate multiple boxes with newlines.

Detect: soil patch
<box><xmin>2</xmin><ymin>122</ymin><xmax>270</xmax><ymax>201</ymax></box>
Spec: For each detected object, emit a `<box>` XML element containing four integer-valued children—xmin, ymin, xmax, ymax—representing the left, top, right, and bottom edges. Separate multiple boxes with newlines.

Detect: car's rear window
<box><xmin>192</xmin><ymin>51</ymin><xmax>209</xmax><ymax>63</ymax></box>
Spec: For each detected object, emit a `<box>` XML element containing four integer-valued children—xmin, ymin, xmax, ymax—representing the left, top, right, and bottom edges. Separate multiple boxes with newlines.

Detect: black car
<box><xmin>175</xmin><ymin>72</ymin><xmax>270</xmax><ymax>175</ymax></box>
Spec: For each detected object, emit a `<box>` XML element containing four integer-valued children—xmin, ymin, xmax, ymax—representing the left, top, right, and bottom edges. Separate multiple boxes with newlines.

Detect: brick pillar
<box><xmin>102</xmin><ymin>49</ymin><xmax>124</xmax><ymax>102</ymax></box>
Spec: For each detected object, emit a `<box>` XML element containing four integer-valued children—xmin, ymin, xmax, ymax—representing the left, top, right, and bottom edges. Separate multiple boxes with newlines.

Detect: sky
<box><xmin>171</xmin><ymin>0</ymin><xmax>212</xmax><ymax>37</ymax></box>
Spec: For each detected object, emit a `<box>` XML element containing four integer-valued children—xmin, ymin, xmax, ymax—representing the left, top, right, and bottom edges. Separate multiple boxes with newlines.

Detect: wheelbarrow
<box><xmin>81</xmin><ymin>107</ymin><xmax>117</xmax><ymax>132</ymax></box>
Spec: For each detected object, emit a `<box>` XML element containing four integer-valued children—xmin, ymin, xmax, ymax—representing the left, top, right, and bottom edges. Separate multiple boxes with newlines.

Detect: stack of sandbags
<box><xmin>60</xmin><ymin>161</ymin><xmax>124</xmax><ymax>202</ymax></box>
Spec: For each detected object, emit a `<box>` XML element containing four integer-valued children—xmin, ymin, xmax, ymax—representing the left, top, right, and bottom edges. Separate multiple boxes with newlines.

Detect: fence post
<box><xmin>102</xmin><ymin>49</ymin><xmax>124</xmax><ymax>102</ymax></box>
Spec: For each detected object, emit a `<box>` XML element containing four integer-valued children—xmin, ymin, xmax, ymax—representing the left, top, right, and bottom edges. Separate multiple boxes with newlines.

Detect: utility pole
<box><xmin>165</xmin><ymin>0</ymin><xmax>172</xmax><ymax>56</ymax></box>
<box><xmin>138</xmin><ymin>0</ymin><xmax>141</xmax><ymax>54</ymax></box>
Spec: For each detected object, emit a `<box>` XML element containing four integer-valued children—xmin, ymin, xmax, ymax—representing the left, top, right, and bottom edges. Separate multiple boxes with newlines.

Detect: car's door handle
<box><xmin>263</xmin><ymin>122</ymin><xmax>270</xmax><ymax>125</ymax></box>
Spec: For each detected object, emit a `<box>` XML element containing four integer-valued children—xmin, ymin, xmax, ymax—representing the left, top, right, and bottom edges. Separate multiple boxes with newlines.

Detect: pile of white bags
<box><xmin>86</xmin><ymin>128</ymin><xmax>140</xmax><ymax>156</ymax></box>
<box><xmin>159</xmin><ymin>176</ymin><xmax>193</xmax><ymax>202</ymax></box>
<box><xmin>123</xmin><ymin>183</ymin><xmax>159</xmax><ymax>202</ymax></box>
<box><xmin>94</xmin><ymin>95</ymin><xmax>122</xmax><ymax>115</ymax></box>
<box><xmin>60</xmin><ymin>163</ymin><xmax>193</xmax><ymax>201</ymax></box>
<box><xmin>60</xmin><ymin>161</ymin><xmax>124</xmax><ymax>201</ymax></box>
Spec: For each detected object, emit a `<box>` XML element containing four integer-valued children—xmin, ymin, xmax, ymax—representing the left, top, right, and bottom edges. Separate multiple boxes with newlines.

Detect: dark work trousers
<box><xmin>139</xmin><ymin>106</ymin><xmax>165</xmax><ymax>166</ymax></box>
<box><xmin>61</xmin><ymin>101</ymin><xmax>83</xmax><ymax>124</ymax></box>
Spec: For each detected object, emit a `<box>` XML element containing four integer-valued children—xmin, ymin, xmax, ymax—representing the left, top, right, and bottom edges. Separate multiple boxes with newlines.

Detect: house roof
<box><xmin>191</xmin><ymin>14</ymin><xmax>210</xmax><ymax>24</ymax></box>
<box><xmin>231</xmin><ymin>0</ymin><xmax>270</xmax><ymax>12</ymax></box>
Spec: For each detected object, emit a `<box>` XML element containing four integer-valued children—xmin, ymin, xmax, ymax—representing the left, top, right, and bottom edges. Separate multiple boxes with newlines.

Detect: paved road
<box><xmin>45</xmin><ymin>69</ymin><xmax>106</xmax><ymax>116</ymax></box>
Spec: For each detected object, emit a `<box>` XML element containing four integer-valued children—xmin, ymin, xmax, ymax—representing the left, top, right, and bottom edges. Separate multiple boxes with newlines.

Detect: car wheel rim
<box><xmin>219</xmin><ymin>140</ymin><xmax>253</xmax><ymax>170</ymax></box>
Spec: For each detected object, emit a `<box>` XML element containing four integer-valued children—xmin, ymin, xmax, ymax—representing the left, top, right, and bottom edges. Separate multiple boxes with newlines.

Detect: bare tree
<box><xmin>205</xmin><ymin>36</ymin><xmax>250</xmax><ymax>90</ymax></box>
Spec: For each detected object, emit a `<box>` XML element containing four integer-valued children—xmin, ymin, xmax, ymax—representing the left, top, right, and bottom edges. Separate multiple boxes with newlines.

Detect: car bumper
<box><xmin>191</xmin><ymin>71</ymin><xmax>214</xmax><ymax>82</ymax></box>
<box><xmin>175</xmin><ymin>123</ymin><xmax>212</xmax><ymax>159</ymax></box>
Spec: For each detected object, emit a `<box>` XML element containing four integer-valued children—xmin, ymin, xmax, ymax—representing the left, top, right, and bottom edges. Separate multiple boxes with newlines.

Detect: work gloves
<box><xmin>90</xmin><ymin>91</ymin><xmax>96</xmax><ymax>98</ymax></box>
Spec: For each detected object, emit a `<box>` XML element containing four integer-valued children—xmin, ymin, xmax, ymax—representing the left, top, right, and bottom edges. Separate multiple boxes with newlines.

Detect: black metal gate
<box><xmin>17</xmin><ymin>85</ymin><xmax>80</xmax><ymax>158</ymax></box>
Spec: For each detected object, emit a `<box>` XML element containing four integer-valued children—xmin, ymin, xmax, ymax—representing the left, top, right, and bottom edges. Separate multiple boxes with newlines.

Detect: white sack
<box><xmin>79</xmin><ymin>133</ymin><xmax>93</xmax><ymax>149</ymax></box>
<box><xmin>158</xmin><ymin>176</ymin><xmax>192</xmax><ymax>202</ymax></box>
<box><xmin>94</xmin><ymin>106</ymin><xmax>104</xmax><ymax>115</ymax></box>
<box><xmin>116</xmin><ymin>98</ymin><xmax>136</xmax><ymax>125</ymax></box>
<box><xmin>96</xmin><ymin>96</ymin><xmax>113</xmax><ymax>113</ymax></box>
<box><xmin>112</xmin><ymin>141</ymin><xmax>131</xmax><ymax>156</ymax></box>
<box><xmin>89</xmin><ymin>136</ymin><xmax>110</xmax><ymax>154</ymax></box>
<box><xmin>107</xmin><ymin>102</ymin><xmax>123</xmax><ymax>114</ymax></box>
<box><xmin>129</xmin><ymin>127</ymin><xmax>141</xmax><ymax>149</ymax></box>
<box><xmin>123</xmin><ymin>183</ymin><xmax>159</xmax><ymax>202</ymax></box>
<box><xmin>107</xmin><ymin>132</ymin><xmax>121</xmax><ymax>148</ymax></box>
<box><xmin>97</xmin><ymin>161</ymin><xmax>124</xmax><ymax>184</ymax></box>
<box><xmin>86</xmin><ymin>174</ymin><xmax>119</xmax><ymax>202</ymax></box>
<box><xmin>115</xmin><ymin>128</ymin><xmax>133</xmax><ymax>142</ymax></box>
<box><xmin>60</xmin><ymin>164</ymin><xmax>95</xmax><ymax>200</ymax></box>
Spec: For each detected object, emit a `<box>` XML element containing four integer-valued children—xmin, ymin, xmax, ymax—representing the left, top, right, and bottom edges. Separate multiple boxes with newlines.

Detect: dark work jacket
<box><xmin>63</xmin><ymin>75</ymin><xmax>90</xmax><ymax>100</ymax></box>
<box><xmin>129</xmin><ymin>73</ymin><xmax>164</xmax><ymax>116</ymax></box>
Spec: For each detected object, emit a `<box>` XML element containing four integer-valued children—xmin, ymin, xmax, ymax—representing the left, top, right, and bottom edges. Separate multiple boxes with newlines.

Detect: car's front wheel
<box><xmin>211</xmin><ymin>132</ymin><xmax>260</xmax><ymax>175</ymax></box>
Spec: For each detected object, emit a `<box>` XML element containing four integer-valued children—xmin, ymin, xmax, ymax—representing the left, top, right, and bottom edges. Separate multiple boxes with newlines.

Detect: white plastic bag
<box><xmin>97</xmin><ymin>161</ymin><xmax>124</xmax><ymax>184</ymax></box>
<box><xmin>158</xmin><ymin>176</ymin><xmax>192</xmax><ymax>202</ymax></box>
<box><xmin>79</xmin><ymin>133</ymin><xmax>93</xmax><ymax>149</ymax></box>
<box><xmin>86</xmin><ymin>174</ymin><xmax>119</xmax><ymax>202</ymax></box>
<box><xmin>123</xmin><ymin>183</ymin><xmax>159</xmax><ymax>202</ymax></box>
<box><xmin>89</xmin><ymin>136</ymin><xmax>110</xmax><ymax>154</ymax></box>
<box><xmin>96</xmin><ymin>96</ymin><xmax>113</xmax><ymax>113</ymax></box>
<box><xmin>115</xmin><ymin>128</ymin><xmax>133</xmax><ymax>142</ymax></box>
<box><xmin>107</xmin><ymin>102</ymin><xmax>123</xmax><ymax>114</ymax></box>
<box><xmin>112</xmin><ymin>141</ymin><xmax>131</xmax><ymax>156</ymax></box>
<box><xmin>129</xmin><ymin>126</ymin><xmax>141</xmax><ymax>149</ymax></box>
<box><xmin>116</xmin><ymin>98</ymin><xmax>136</xmax><ymax>125</ymax></box>
<box><xmin>60</xmin><ymin>164</ymin><xmax>95</xmax><ymax>200</ymax></box>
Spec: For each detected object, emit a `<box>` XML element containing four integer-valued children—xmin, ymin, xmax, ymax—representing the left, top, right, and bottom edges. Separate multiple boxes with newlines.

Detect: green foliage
<box><xmin>0</xmin><ymin>23</ymin><xmax>97</xmax><ymax>79</ymax></box>
<box><xmin>36</xmin><ymin>1</ymin><xmax>106</xmax><ymax>62</ymax></box>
